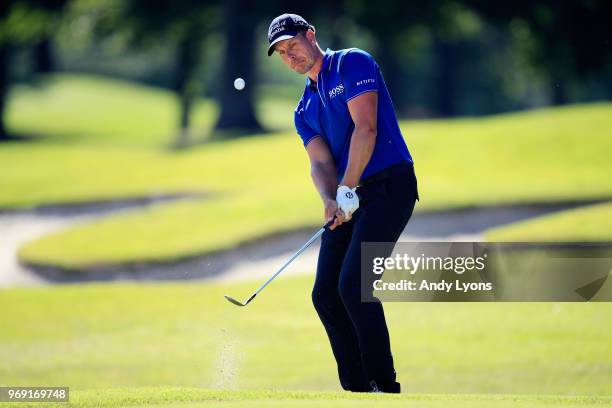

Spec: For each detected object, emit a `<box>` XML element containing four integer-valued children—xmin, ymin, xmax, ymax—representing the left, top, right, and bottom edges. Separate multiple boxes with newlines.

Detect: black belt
<box><xmin>359</xmin><ymin>162</ymin><xmax>414</xmax><ymax>187</ymax></box>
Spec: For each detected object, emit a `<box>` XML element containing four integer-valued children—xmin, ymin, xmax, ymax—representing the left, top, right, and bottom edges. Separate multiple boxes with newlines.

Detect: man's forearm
<box><xmin>341</xmin><ymin>126</ymin><xmax>377</xmax><ymax>188</ymax></box>
<box><xmin>311</xmin><ymin>160</ymin><xmax>338</xmax><ymax>203</ymax></box>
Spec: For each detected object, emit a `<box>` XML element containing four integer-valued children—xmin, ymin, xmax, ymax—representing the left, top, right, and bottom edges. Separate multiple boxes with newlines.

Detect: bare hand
<box><xmin>324</xmin><ymin>199</ymin><xmax>347</xmax><ymax>230</ymax></box>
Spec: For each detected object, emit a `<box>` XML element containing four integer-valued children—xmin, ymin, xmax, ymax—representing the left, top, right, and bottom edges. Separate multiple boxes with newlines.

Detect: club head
<box><xmin>224</xmin><ymin>293</ymin><xmax>257</xmax><ymax>307</ymax></box>
<box><xmin>224</xmin><ymin>295</ymin><xmax>247</xmax><ymax>307</ymax></box>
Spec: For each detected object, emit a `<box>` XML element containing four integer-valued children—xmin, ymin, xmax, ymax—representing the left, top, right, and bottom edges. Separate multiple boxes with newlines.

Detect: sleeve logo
<box><xmin>356</xmin><ymin>78</ymin><xmax>375</xmax><ymax>86</ymax></box>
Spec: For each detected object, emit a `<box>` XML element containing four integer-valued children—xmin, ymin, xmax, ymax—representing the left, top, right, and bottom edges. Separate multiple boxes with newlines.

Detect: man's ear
<box><xmin>306</xmin><ymin>29</ymin><xmax>316</xmax><ymax>45</ymax></box>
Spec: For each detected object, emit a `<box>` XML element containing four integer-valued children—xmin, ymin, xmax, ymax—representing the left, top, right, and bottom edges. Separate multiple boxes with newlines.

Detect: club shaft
<box><xmin>250</xmin><ymin>226</ymin><xmax>326</xmax><ymax>298</ymax></box>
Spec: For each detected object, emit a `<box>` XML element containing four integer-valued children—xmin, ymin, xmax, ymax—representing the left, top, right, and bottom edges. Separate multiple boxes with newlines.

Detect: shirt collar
<box><xmin>306</xmin><ymin>48</ymin><xmax>334</xmax><ymax>89</ymax></box>
<box><xmin>321</xmin><ymin>48</ymin><xmax>334</xmax><ymax>72</ymax></box>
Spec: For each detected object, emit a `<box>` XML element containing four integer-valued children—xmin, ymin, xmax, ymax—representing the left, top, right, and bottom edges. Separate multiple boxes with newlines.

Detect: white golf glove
<box><xmin>336</xmin><ymin>185</ymin><xmax>359</xmax><ymax>220</ymax></box>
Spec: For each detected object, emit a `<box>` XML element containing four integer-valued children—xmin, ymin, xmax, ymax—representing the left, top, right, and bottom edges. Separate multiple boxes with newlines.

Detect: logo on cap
<box><xmin>267</xmin><ymin>13</ymin><xmax>312</xmax><ymax>56</ymax></box>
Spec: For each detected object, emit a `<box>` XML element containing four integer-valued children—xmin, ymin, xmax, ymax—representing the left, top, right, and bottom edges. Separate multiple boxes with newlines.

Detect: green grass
<box><xmin>3</xmin><ymin>74</ymin><xmax>612</xmax><ymax>268</ymax></box>
<box><xmin>8</xmin><ymin>75</ymin><xmax>217</xmax><ymax>148</ymax></box>
<box><xmin>7</xmin><ymin>74</ymin><xmax>297</xmax><ymax>148</ymax></box>
<box><xmin>487</xmin><ymin>201</ymin><xmax>612</xmax><ymax>241</ymax></box>
<box><xmin>1</xmin><ymin>277</ymin><xmax>611</xmax><ymax>395</ymax></box>
<box><xmin>1</xmin><ymin>388</ymin><xmax>610</xmax><ymax>408</ymax></box>
<box><xmin>19</xmin><ymin>195</ymin><xmax>320</xmax><ymax>268</ymax></box>
<box><xmin>0</xmin><ymin>277</ymin><xmax>611</xmax><ymax>407</ymax></box>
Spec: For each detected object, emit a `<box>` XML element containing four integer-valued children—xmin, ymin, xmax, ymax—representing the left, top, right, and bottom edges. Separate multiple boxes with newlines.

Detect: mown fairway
<box><xmin>1</xmin><ymin>388</ymin><xmax>609</xmax><ymax>408</ymax></box>
<box><xmin>1</xmin><ymin>276</ymin><xmax>611</xmax><ymax>407</ymax></box>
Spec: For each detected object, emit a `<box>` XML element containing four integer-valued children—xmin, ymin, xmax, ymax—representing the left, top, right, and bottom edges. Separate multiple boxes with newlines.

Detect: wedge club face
<box><xmin>224</xmin><ymin>293</ymin><xmax>256</xmax><ymax>307</ymax></box>
<box><xmin>224</xmin><ymin>295</ymin><xmax>245</xmax><ymax>306</ymax></box>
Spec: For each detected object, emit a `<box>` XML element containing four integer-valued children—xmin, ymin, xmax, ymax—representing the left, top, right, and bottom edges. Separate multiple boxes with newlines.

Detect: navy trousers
<box><xmin>311</xmin><ymin>163</ymin><xmax>419</xmax><ymax>392</ymax></box>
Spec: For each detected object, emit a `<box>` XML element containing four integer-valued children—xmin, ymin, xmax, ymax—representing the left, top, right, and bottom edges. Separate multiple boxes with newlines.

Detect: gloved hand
<box><xmin>336</xmin><ymin>185</ymin><xmax>359</xmax><ymax>220</ymax></box>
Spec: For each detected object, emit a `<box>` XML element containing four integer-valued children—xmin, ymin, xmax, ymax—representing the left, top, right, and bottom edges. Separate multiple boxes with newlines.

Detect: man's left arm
<box><xmin>341</xmin><ymin>91</ymin><xmax>378</xmax><ymax>188</ymax></box>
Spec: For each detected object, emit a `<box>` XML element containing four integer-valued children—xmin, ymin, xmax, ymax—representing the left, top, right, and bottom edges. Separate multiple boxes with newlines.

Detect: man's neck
<box><xmin>306</xmin><ymin>49</ymin><xmax>325</xmax><ymax>83</ymax></box>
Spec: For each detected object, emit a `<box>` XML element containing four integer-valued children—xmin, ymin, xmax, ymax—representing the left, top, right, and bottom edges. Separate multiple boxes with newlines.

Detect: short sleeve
<box><xmin>294</xmin><ymin>98</ymin><xmax>319</xmax><ymax>147</ymax></box>
<box><xmin>340</xmin><ymin>49</ymin><xmax>379</xmax><ymax>101</ymax></box>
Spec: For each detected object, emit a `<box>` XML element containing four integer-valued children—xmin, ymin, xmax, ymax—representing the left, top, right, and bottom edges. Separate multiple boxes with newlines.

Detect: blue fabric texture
<box><xmin>294</xmin><ymin>48</ymin><xmax>414</xmax><ymax>182</ymax></box>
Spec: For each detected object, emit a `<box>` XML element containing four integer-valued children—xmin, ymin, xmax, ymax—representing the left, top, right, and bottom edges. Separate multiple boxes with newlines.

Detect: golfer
<box><xmin>267</xmin><ymin>13</ymin><xmax>419</xmax><ymax>393</ymax></box>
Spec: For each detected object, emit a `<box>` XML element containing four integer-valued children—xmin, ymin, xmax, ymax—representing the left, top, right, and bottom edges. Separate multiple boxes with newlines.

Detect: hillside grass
<box><xmin>7</xmin><ymin>74</ymin><xmax>297</xmax><ymax>147</ymax></box>
<box><xmin>3</xmin><ymin>74</ymin><xmax>612</xmax><ymax>268</ymax></box>
<box><xmin>487</xmin><ymin>201</ymin><xmax>612</xmax><ymax>241</ymax></box>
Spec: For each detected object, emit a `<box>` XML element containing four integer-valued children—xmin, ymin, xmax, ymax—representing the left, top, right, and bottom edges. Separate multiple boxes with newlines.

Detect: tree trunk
<box><xmin>327</xmin><ymin>0</ymin><xmax>344</xmax><ymax>50</ymax></box>
<box><xmin>378</xmin><ymin>35</ymin><xmax>406</xmax><ymax>114</ymax></box>
<box><xmin>0</xmin><ymin>45</ymin><xmax>10</xmax><ymax>141</ymax></box>
<box><xmin>214</xmin><ymin>0</ymin><xmax>263</xmax><ymax>134</ymax></box>
<box><xmin>432</xmin><ymin>36</ymin><xmax>457</xmax><ymax>117</ymax></box>
<box><xmin>550</xmin><ymin>76</ymin><xmax>568</xmax><ymax>105</ymax></box>
<box><xmin>34</xmin><ymin>37</ymin><xmax>54</xmax><ymax>74</ymax></box>
<box><xmin>174</xmin><ymin>26</ymin><xmax>202</xmax><ymax>146</ymax></box>
<box><xmin>606</xmin><ymin>72</ymin><xmax>612</xmax><ymax>100</ymax></box>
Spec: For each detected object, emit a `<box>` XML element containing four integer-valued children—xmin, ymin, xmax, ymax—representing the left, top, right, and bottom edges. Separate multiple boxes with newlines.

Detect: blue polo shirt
<box><xmin>294</xmin><ymin>48</ymin><xmax>413</xmax><ymax>182</ymax></box>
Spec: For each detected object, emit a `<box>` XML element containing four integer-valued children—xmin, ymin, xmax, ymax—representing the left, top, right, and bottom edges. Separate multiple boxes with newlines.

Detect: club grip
<box><xmin>324</xmin><ymin>216</ymin><xmax>338</xmax><ymax>229</ymax></box>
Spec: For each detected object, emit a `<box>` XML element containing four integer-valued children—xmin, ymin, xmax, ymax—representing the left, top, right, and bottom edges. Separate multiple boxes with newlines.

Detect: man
<box><xmin>267</xmin><ymin>13</ymin><xmax>419</xmax><ymax>393</ymax></box>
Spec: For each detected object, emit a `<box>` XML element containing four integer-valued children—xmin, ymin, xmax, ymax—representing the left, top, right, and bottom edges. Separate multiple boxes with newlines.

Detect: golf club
<box><xmin>224</xmin><ymin>219</ymin><xmax>334</xmax><ymax>307</ymax></box>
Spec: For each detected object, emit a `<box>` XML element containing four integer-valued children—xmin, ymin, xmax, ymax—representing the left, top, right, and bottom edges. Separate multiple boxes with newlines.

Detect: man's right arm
<box><xmin>305</xmin><ymin>137</ymin><xmax>345</xmax><ymax>230</ymax></box>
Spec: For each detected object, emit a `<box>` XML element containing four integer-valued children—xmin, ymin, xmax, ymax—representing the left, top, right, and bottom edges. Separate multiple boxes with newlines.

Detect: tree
<box><xmin>345</xmin><ymin>0</ymin><xmax>440</xmax><ymax>113</ymax></box>
<box><xmin>88</xmin><ymin>0</ymin><xmax>218</xmax><ymax>146</ymax></box>
<box><xmin>465</xmin><ymin>0</ymin><xmax>612</xmax><ymax>105</ymax></box>
<box><xmin>0</xmin><ymin>44</ymin><xmax>10</xmax><ymax>139</ymax></box>
<box><xmin>0</xmin><ymin>0</ymin><xmax>68</xmax><ymax>141</ymax></box>
<box><xmin>33</xmin><ymin>35</ymin><xmax>54</xmax><ymax>73</ymax></box>
<box><xmin>213</xmin><ymin>0</ymin><xmax>263</xmax><ymax>134</ymax></box>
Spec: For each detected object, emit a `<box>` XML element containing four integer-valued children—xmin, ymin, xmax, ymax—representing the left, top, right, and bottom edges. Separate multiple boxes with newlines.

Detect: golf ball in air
<box><xmin>234</xmin><ymin>78</ymin><xmax>245</xmax><ymax>90</ymax></box>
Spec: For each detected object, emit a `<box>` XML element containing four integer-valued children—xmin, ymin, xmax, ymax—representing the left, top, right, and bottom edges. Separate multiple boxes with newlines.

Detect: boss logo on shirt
<box><xmin>356</xmin><ymin>78</ymin><xmax>375</xmax><ymax>86</ymax></box>
<box><xmin>328</xmin><ymin>84</ymin><xmax>345</xmax><ymax>99</ymax></box>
